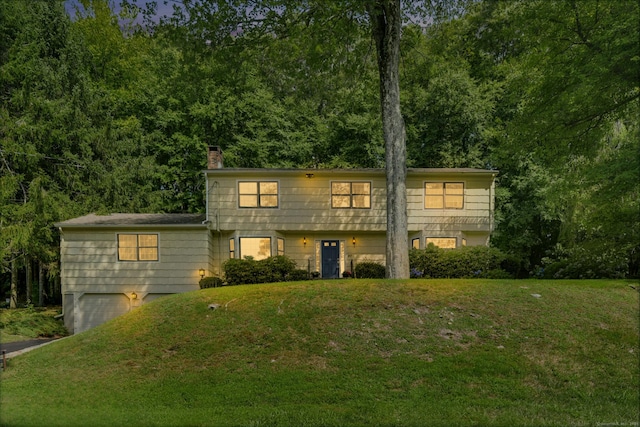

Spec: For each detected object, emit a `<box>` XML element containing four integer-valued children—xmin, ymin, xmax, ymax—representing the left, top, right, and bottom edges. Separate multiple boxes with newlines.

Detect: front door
<box><xmin>321</xmin><ymin>240</ymin><xmax>340</xmax><ymax>278</ymax></box>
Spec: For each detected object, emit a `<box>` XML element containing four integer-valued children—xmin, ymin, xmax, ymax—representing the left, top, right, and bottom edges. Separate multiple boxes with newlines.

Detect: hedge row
<box><xmin>221</xmin><ymin>255</ymin><xmax>310</xmax><ymax>286</ymax></box>
<box><xmin>409</xmin><ymin>245</ymin><xmax>515</xmax><ymax>279</ymax></box>
<box><xmin>201</xmin><ymin>246</ymin><xmax>516</xmax><ymax>287</ymax></box>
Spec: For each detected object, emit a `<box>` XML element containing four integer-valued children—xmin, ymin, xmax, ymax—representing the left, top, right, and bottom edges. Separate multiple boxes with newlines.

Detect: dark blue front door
<box><xmin>321</xmin><ymin>241</ymin><xmax>340</xmax><ymax>278</ymax></box>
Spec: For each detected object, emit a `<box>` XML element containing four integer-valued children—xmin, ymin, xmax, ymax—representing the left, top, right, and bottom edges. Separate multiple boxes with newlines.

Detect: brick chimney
<box><xmin>207</xmin><ymin>146</ymin><xmax>223</xmax><ymax>169</ymax></box>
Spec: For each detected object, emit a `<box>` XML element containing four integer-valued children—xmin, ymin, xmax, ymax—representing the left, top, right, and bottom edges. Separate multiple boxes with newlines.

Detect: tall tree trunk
<box><xmin>26</xmin><ymin>255</ymin><xmax>32</xmax><ymax>304</ymax></box>
<box><xmin>367</xmin><ymin>0</ymin><xmax>409</xmax><ymax>279</ymax></box>
<box><xmin>38</xmin><ymin>261</ymin><xmax>45</xmax><ymax>307</ymax></box>
<box><xmin>10</xmin><ymin>258</ymin><xmax>18</xmax><ymax>309</ymax></box>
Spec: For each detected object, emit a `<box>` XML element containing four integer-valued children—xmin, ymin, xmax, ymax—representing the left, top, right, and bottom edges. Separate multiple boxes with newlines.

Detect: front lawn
<box><xmin>1</xmin><ymin>280</ymin><xmax>638</xmax><ymax>426</ymax></box>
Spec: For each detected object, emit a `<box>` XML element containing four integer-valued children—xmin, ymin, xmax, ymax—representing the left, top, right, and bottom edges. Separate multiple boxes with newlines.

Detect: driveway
<box><xmin>0</xmin><ymin>337</ymin><xmax>62</xmax><ymax>358</ymax></box>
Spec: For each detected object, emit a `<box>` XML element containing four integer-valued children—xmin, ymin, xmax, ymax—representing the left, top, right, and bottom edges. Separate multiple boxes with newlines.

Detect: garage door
<box><xmin>76</xmin><ymin>293</ymin><xmax>130</xmax><ymax>334</ymax></box>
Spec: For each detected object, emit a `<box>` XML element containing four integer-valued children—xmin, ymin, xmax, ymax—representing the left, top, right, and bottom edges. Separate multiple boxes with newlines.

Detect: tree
<box><xmin>367</xmin><ymin>0</ymin><xmax>409</xmax><ymax>278</ymax></box>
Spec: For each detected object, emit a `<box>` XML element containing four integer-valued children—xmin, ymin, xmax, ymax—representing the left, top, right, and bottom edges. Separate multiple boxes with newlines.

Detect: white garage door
<box><xmin>76</xmin><ymin>293</ymin><xmax>130</xmax><ymax>334</ymax></box>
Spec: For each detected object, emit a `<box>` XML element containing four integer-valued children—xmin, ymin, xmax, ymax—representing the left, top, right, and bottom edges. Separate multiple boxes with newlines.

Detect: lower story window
<box><xmin>426</xmin><ymin>237</ymin><xmax>457</xmax><ymax>249</ymax></box>
<box><xmin>412</xmin><ymin>238</ymin><xmax>420</xmax><ymax>249</ymax></box>
<box><xmin>118</xmin><ymin>234</ymin><xmax>158</xmax><ymax>261</ymax></box>
<box><xmin>277</xmin><ymin>238</ymin><xmax>285</xmax><ymax>256</ymax></box>
<box><xmin>240</xmin><ymin>237</ymin><xmax>271</xmax><ymax>260</ymax></box>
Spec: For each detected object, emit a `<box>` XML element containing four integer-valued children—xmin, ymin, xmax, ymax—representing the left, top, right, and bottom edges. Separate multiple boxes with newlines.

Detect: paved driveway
<box><xmin>1</xmin><ymin>338</ymin><xmax>61</xmax><ymax>356</ymax></box>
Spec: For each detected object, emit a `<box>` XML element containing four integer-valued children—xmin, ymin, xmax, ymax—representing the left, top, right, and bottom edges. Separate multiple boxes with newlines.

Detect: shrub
<box><xmin>262</xmin><ymin>255</ymin><xmax>297</xmax><ymax>282</ymax></box>
<box><xmin>223</xmin><ymin>257</ymin><xmax>260</xmax><ymax>285</ymax></box>
<box><xmin>539</xmin><ymin>243</ymin><xmax>629</xmax><ymax>279</ymax></box>
<box><xmin>223</xmin><ymin>255</ymin><xmax>299</xmax><ymax>285</ymax></box>
<box><xmin>199</xmin><ymin>276</ymin><xmax>223</xmax><ymax>289</ymax></box>
<box><xmin>355</xmin><ymin>261</ymin><xmax>386</xmax><ymax>279</ymax></box>
<box><xmin>409</xmin><ymin>245</ymin><xmax>511</xmax><ymax>278</ymax></box>
<box><xmin>288</xmin><ymin>269</ymin><xmax>310</xmax><ymax>281</ymax></box>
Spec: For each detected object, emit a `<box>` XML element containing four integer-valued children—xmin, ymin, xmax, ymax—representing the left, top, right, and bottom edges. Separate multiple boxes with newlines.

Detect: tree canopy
<box><xmin>1</xmin><ymin>0</ymin><xmax>637</xmax><ymax>303</ymax></box>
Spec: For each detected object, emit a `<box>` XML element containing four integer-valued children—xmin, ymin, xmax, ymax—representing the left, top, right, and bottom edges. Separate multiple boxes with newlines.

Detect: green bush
<box><xmin>539</xmin><ymin>243</ymin><xmax>629</xmax><ymax>279</ymax></box>
<box><xmin>410</xmin><ymin>245</ymin><xmax>511</xmax><ymax>278</ymax></box>
<box><xmin>355</xmin><ymin>261</ymin><xmax>386</xmax><ymax>279</ymax></box>
<box><xmin>199</xmin><ymin>276</ymin><xmax>223</xmax><ymax>289</ymax></box>
<box><xmin>223</xmin><ymin>255</ymin><xmax>299</xmax><ymax>285</ymax></box>
<box><xmin>288</xmin><ymin>269</ymin><xmax>310</xmax><ymax>281</ymax></box>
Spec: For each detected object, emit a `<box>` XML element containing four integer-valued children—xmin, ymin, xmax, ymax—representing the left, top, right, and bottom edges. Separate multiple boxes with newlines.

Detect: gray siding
<box><xmin>60</xmin><ymin>228</ymin><xmax>210</xmax><ymax>333</ymax></box>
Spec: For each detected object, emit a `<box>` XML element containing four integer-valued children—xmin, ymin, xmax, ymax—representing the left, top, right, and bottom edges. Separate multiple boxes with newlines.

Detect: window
<box><xmin>277</xmin><ymin>238</ymin><xmax>285</xmax><ymax>256</ymax></box>
<box><xmin>240</xmin><ymin>237</ymin><xmax>271</xmax><ymax>260</ymax></box>
<box><xmin>412</xmin><ymin>238</ymin><xmax>420</xmax><ymax>249</ymax></box>
<box><xmin>425</xmin><ymin>182</ymin><xmax>464</xmax><ymax>209</ymax></box>
<box><xmin>331</xmin><ymin>182</ymin><xmax>371</xmax><ymax>208</ymax></box>
<box><xmin>426</xmin><ymin>237</ymin><xmax>457</xmax><ymax>249</ymax></box>
<box><xmin>238</xmin><ymin>181</ymin><xmax>278</xmax><ymax>208</ymax></box>
<box><xmin>229</xmin><ymin>238</ymin><xmax>235</xmax><ymax>259</ymax></box>
<box><xmin>118</xmin><ymin>234</ymin><xmax>158</xmax><ymax>261</ymax></box>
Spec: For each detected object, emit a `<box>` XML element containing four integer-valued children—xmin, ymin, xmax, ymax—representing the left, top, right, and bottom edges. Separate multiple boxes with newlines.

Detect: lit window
<box><xmin>240</xmin><ymin>237</ymin><xmax>271</xmax><ymax>260</ymax></box>
<box><xmin>426</xmin><ymin>237</ymin><xmax>457</xmax><ymax>249</ymax></box>
<box><xmin>118</xmin><ymin>234</ymin><xmax>158</xmax><ymax>261</ymax></box>
<box><xmin>229</xmin><ymin>238</ymin><xmax>235</xmax><ymax>259</ymax></box>
<box><xmin>412</xmin><ymin>238</ymin><xmax>420</xmax><ymax>249</ymax></box>
<box><xmin>238</xmin><ymin>181</ymin><xmax>278</xmax><ymax>208</ymax></box>
<box><xmin>277</xmin><ymin>238</ymin><xmax>285</xmax><ymax>256</ymax></box>
<box><xmin>331</xmin><ymin>182</ymin><xmax>371</xmax><ymax>208</ymax></box>
<box><xmin>425</xmin><ymin>182</ymin><xmax>464</xmax><ymax>209</ymax></box>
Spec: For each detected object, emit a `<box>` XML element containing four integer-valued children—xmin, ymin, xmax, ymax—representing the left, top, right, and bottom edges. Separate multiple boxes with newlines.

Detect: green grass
<box><xmin>0</xmin><ymin>306</ymin><xmax>67</xmax><ymax>343</ymax></box>
<box><xmin>1</xmin><ymin>279</ymin><xmax>638</xmax><ymax>426</ymax></box>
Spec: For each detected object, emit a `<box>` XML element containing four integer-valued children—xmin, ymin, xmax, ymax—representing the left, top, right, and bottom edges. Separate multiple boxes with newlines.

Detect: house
<box><xmin>56</xmin><ymin>146</ymin><xmax>497</xmax><ymax>333</ymax></box>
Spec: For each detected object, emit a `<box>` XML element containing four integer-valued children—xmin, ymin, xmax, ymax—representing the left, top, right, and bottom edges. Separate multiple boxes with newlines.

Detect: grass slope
<box><xmin>1</xmin><ymin>279</ymin><xmax>638</xmax><ymax>427</ymax></box>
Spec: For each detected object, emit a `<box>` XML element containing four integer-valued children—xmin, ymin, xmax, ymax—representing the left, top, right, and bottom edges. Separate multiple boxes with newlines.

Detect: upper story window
<box><xmin>331</xmin><ymin>182</ymin><xmax>371</xmax><ymax>209</ymax></box>
<box><xmin>425</xmin><ymin>182</ymin><xmax>464</xmax><ymax>209</ymax></box>
<box><xmin>238</xmin><ymin>181</ymin><xmax>278</xmax><ymax>208</ymax></box>
<box><xmin>118</xmin><ymin>234</ymin><xmax>158</xmax><ymax>261</ymax></box>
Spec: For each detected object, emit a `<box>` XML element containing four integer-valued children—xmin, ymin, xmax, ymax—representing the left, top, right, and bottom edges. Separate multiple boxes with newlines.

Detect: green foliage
<box><xmin>288</xmin><ymin>269</ymin><xmax>311</xmax><ymax>281</ymax></box>
<box><xmin>538</xmin><ymin>243</ymin><xmax>631</xmax><ymax>280</ymax></box>
<box><xmin>223</xmin><ymin>255</ymin><xmax>299</xmax><ymax>285</ymax></box>
<box><xmin>354</xmin><ymin>261</ymin><xmax>386</xmax><ymax>279</ymax></box>
<box><xmin>409</xmin><ymin>245</ymin><xmax>511</xmax><ymax>279</ymax></box>
<box><xmin>0</xmin><ymin>307</ymin><xmax>67</xmax><ymax>340</ymax></box>
<box><xmin>198</xmin><ymin>276</ymin><xmax>223</xmax><ymax>289</ymax></box>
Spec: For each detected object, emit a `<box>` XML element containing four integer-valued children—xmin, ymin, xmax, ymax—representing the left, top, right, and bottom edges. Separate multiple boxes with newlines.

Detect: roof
<box><xmin>55</xmin><ymin>213</ymin><xmax>207</xmax><ymax>229</ymax></box>
<box><xmin>205</xmin><ymin>167</ymin><xmax>498</xmax><ymax>176</ymax></box>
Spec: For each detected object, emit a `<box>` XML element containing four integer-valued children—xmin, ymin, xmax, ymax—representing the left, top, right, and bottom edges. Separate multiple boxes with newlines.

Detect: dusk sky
<box><xmin>64</xmin><ymin>0</ymin><xmax>178</xmax><ymax>21</ymax></box>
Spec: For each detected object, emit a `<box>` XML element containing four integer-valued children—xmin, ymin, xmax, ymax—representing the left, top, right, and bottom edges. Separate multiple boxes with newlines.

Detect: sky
<box><xmin>64</xmin><ymin>0</ymin><xmax>178</xmax><ymax>23</ymax></box>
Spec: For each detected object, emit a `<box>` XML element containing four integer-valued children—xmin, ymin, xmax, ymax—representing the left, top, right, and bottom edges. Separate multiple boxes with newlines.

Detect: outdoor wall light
<box><xmin>305</xmin><ymin>173</ymin><xmax>314</xmax><ymax>178</ymax></box>
<box><xmin>199</xmin><ymin>268</ymin><xmax>206</xmax><ymax>279</ymax></box>
<box><xmin>131</xmin><ymin>292</ymin><xmax>137</xmax><ymax>300</ymax></box>
<box><xmin>303</xmin><ymin>237</ymin><xmax>307</xmax><ymax>247</ymax></box>
<box><xmin>352</xmin><ymin>237</ymin><xmax>356</xmax><ymax>247</ymax></box>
